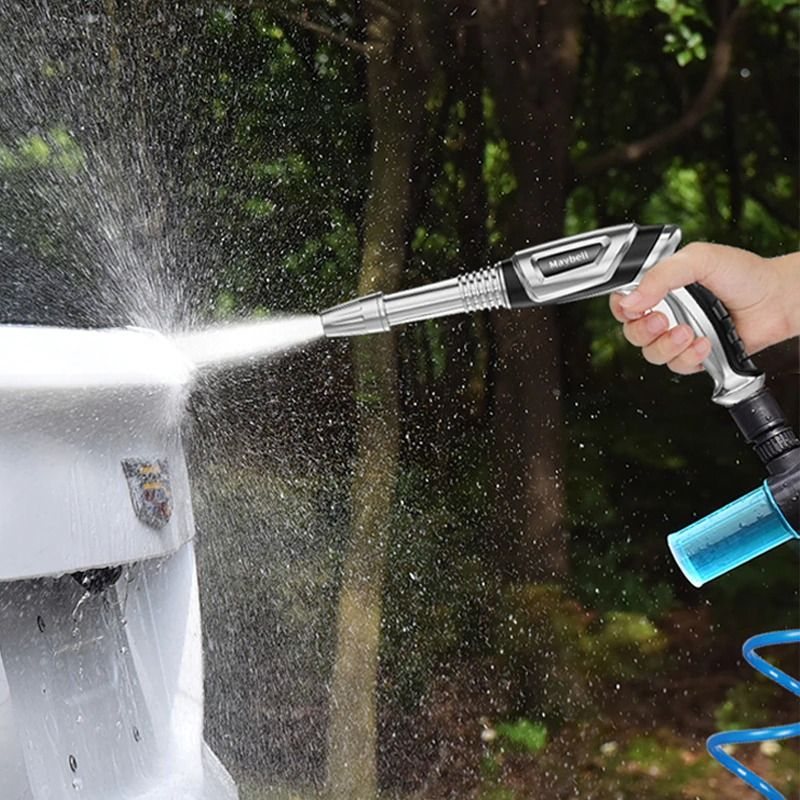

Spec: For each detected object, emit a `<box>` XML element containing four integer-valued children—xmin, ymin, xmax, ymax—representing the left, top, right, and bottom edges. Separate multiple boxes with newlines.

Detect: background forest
<box><xmin>0</xmin><ymin>1</ymin><xmax>798</xmax><ymax>798</ymax></box>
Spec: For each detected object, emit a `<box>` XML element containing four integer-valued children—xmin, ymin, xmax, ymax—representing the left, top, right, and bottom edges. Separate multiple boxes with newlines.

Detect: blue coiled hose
<box><xmin>707</xmin><ymin>629</ymin><xmax>800</xmax><ymax>799</ymax></box>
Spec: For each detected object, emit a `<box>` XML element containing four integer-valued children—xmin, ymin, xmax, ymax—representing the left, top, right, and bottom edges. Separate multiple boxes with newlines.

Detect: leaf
<box><xmin>19</xmin><ymin>135</ymin><xmax>50</xmax><ymax>165</ymax></box>
<box><xmin>757</xmin><ymin>0</ymin><xmax>798</xmax><ymax>10</ymax></box>
<box><xmin>610</xmin><ymin>0</ymin><xmax>651</xmax><ymax>17</ymax></box>
<box><xmin>495</xmin><ymin>719</ymin><xmax>549</xmax><ymax>754</ymax></box>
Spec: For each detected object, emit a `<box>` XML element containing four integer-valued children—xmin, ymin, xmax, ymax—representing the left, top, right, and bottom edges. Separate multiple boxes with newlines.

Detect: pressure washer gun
<box><xmin>320</xmin><ymin>223</ymin><xmax>800</xmax><ymax>579</ymax></box>
<box><xmin>320</xmin><ymin>223</ymin><xmax>800</xmax><ymax>798</ymax></box>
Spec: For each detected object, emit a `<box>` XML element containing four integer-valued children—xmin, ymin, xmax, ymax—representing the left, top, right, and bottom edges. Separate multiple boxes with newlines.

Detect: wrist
<box><xmin>771</xmin><ymin>253</ymin><xmax>800</xmax><ymax>341</ymax></box>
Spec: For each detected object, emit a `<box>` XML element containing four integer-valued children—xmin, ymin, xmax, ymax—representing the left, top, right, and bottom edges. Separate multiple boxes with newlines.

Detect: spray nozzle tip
<box><xmin>319</xmin><ymin>292</ymin><xmax>390</xmax><ymax>338</ymax></box>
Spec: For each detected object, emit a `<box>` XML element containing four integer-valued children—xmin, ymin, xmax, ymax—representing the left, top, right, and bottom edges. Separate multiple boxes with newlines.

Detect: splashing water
<box><xmin>0</xmin><ymin>325</ymin><xmax>192</xmax><ymax>390</ymax></box>
<box><xmin>0</xmin><ymin>4</ymin><xmax>348</xmax><ymax>795</ymax></box>
<box><xmin>174</xmin><ymin>315</ymin><xmax>324</xmax><ymax>370</ymax></box>
<box><xmin>0</xmin><ymin>5</ymin><xmax>249</xmax><ymax>332</ymax></box>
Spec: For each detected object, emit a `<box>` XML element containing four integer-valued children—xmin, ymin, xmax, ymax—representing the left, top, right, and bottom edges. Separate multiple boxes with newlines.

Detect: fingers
<box><xmin>613</xmin><ymin>302</ymin><xmax>713</xmax><ymax>375</ymax></box>
<box><xmin>622</xmin><ymin>311</ymin><xmax>669</xmax><ymax>347</ymax></box>
<box><xmin>640</xmin><ymin>324</ymin><xmax>703</xmax><ymax>365</ymax></box>
<box><xmin>609</xmin><ymin>293</ymin><xmax>630</xmax><ymax>323</ymax></box>
<box><xmin>609</xmin><ymin>243</ymin><xmax>718</xmax><ymax>378</ymax></box>
<box><xmin>667</xmin><ymin>337</ymin><xmax>711</xmax><ymax>374</ymax></box>
<box><xmin>641</xmin><ymin>328</ymin><xmax>711</xmax><ymax>373</ymax></box>
<box><xmin>617</xmin><ymin>243</ymin><xmax>714</xmax><ymax>317</ymax></box>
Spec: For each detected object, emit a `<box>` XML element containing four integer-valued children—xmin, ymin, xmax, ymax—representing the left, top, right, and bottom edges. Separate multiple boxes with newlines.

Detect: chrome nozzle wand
<box><xmin>320</xmin><ymin>223</ymin><xmax>764</xmax><ymax>407</ymax></box>
<box><xmin>320</xmin><ymin>266</ymin><xmax>510</xmax><ymax>337</ymax></box>
<box><xmin>321</xmin><ymin>223</ymin><xmax>672</xmax><ymax>336</ymax></box>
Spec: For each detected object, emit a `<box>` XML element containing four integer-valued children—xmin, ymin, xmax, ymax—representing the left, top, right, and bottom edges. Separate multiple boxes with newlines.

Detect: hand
<box><xmin>609</xmin><ymin>242</ymin><xmax>797</xmax><ymax>375</ymax></box>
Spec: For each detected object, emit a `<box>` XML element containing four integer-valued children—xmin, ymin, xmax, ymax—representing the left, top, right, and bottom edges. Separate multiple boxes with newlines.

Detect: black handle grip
<box><xmin>683</xmin><ymin>283</ymin><xmax>761</xmax><ymax>378</ymax></box>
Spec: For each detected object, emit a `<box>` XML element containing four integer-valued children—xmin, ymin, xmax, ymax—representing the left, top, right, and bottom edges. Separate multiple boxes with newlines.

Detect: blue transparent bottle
<box><xmin>667</xmin><ymin>482</ymin><xmax>799</xmax><ymax>587</ymax></box>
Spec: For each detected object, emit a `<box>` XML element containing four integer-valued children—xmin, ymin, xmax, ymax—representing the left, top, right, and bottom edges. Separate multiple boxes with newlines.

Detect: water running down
<box><xmin>173</xmin><ymin>315</ymin><xmax>324</xmax><ymax>370</ymax></box>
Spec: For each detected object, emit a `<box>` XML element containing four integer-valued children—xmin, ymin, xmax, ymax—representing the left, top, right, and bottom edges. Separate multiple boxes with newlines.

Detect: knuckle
<box><xmin>638</xmin><ymin>268</ymin><xmax>664</xmax><ymax>292</ymax></box>
<box><xmin>673</xmin><ymin>341</ymin><xmax>705</xmax><ymax>370</ymax></box>
<box><xmin>642</xmin><ymin>342</ymin><xmax>666</xmax><ymax>365</ymax></box>
<box><xmin>644</xmin><ymin>330</ymin><xmax>690</xmax><ymax>365</ymax></box>
<box><xmin>681</xmin><ymin>242</ymin><xmax>711</xmax><ymax>262</ymax></box>
<box><xmin>639</xmin><ymin>263</ymin><xmax>673</xmax><ymax>300</ymax></box>
<box><xmin>669</xmin><ymin>353</ymin><xmax>702</xmax><ymax>375</ymax></box>
<box><xmin>609</xmin><ymin>295</ymin><xmax>627</xmax><ymax>322</ymax></box>
<box><xmin>668</xmin><ymin>362</ymin><xmax>693</xmax><ymax>375</ymax></box>
<box><xmin>679</xmin><ymin>242</ymin><xmax>713</xmax><ymax>275</ymax></box>
<box><xmin>623</xmin><ymin>319</ymin><xmax>652</xmax><ymax>347</ymax></box>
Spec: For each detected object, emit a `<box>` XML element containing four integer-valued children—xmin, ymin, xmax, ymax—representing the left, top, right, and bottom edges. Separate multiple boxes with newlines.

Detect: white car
<box><xmin>0</xmin><ymin>326</ymin><xmax>237</xmax><ymax>800</ymax></box>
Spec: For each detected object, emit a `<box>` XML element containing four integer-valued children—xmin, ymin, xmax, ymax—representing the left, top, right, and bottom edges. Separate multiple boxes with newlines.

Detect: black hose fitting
<box><xmin>767</xmin><ymin>462</ymin><xmax>800</xmax><ymax>531</ymax></box>
<box><xmin>729</xmin><ymin>388</ymin><xmax>800</xmax><ymax>475</ymax></box>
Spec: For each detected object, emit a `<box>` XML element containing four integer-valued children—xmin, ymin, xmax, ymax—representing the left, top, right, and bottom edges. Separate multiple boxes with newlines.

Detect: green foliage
<box><xmin>656</xmin><ymin>0</ymin><xmax>710</xmax><ymax>65</ymax></box>
<box><xmin>477</xmin><ymin>720</ymin><xmax>546</xmax><ymax>800</ymax></box>
<box><xmin>494</xmin><ymin>719</ymin><xmax>548</xmax><ymax>753</ymax></box>
<box><xmin>420</xmin><ymin>319</ymin><xmax>448</xmax><ymax>380</ymax></box>
<box><xmin>0</xmin><ymin>127</ymin><xmax>85</xmax><ymax>174</ymax></box>
<box><xmin>564</xmin><ymin>186</ymin><xmax>599</xmax><ymax>236</ymax></box>
<box><xmin>751</xmin><ymin>0</ymin><xmax>799</xmax><ymax>10</ymax></box>
<box><xmin>583</xmin><ymin>612</ymin><xmax>668</xmax><ymax>680</ymax></box>
<box><xmin>193</xmin><ymin>3</ymin><xmax>370</xmax><ymax>314</ymax></box>
<box><xmin>0</xmin><ymin>125</ymin><xmax>97</xmax><ymax>283</ymax></box>
<box><xmin>573</xmin><ymin>543</ymin><xmax>676</xmax><ymax>616</ymax></box>
<box><xmin>478</xmin><ymin>787</ymin><xmax>517</xmax><ymax>800</ymax></box>
<box><xmin>491</xmin><ymin>584</ymin><xmax>669</xmax><ymax>722</ymax></box>
<box><xmin>714</xmin><ymin>680</ymin><xmax>780</xmax><ymax>730</ymax></box>
<box><xmin>606</xmin><ymin>0</ymin><xmax>653</xmax><ymax>17</ymax></box>
<box><xmin>483</xmin><ymin>93</ymin><xmax>516</xmax><ymax>249</ymax></box>
<box><xmin>212</xmin><ymin>290</ymin><xmax>238</xmax><ymax>319</ymax></box>
<box><xmin>656</xmin><ymin>0</ymin><xmax>709</xmax><ymax>23</ymax></box>
<box><xmin>610</xmin><ymin>734</ymin><xmax>712</xmax><ymax>795</ymax></box>
<box><xmin>484</xmin><ymin>140</ymin><xmax>516</xmax><ymax>230</ymax></box>
<box><xmin>605</xmin><ymin>0</ymin><xmax>711</xmax><ymax>64</ymax></box>
<box><xmin>663</xmin><ymin>25</ymin><xmax>707</xmax><ymax>66</ymax></box>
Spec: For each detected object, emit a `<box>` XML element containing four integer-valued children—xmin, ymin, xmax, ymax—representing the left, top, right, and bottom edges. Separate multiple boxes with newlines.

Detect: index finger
<box><xmin>609</xmin><ymin>293</ymin><xmax>642</xmax><ymax>323</ymax></box>
<box><xmin>618</xmin><ymin>245</ymin><xmax>712</xmax><ymax>316</ymax></box>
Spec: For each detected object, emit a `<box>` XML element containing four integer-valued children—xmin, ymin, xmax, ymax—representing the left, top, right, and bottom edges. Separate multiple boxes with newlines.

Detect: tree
<box><xmin>324</xmin><ymin>3</ymin><xmax>435</xmax><ymax>798</ymax></box>
<box><xmin>478</xmin><ymin>0</ymin><xmax>581</xmax><ymax>588</ymax></box>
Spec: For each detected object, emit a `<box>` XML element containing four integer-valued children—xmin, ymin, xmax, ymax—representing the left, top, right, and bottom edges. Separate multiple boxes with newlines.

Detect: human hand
<box><xmin>609</xmin><ymin>242</ymin><xmax>798</xmax><ymax>374</ymax></box>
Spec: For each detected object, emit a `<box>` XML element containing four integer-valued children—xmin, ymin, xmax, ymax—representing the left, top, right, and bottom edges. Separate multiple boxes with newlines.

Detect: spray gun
<box><xmin>321</xmin><ymin>222</ymin><xmax>800</xmax><ymax>797</ymax></box>
<box><xmin>320</xmin><ymin>222</ymin><xmax>800</xmax><ymax>585</ymax></box>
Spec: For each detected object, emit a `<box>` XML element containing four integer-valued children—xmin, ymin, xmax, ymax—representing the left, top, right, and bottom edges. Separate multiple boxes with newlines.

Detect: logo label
<box><xmin>121</xmin><ymin>459</ymin><xmax>173</xmax><ymax>529</ymax></box>
<box><xmin>535</xmin><ymin>243</ymin><xmax>602</xmax><ymax>277</ymax></box>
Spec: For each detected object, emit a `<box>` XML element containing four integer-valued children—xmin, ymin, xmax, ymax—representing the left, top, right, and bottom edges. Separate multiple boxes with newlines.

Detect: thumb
<box><xmin>618</xmin><ymin>244</ymin><xmax>713</xmax><ymax>317</ymax></box>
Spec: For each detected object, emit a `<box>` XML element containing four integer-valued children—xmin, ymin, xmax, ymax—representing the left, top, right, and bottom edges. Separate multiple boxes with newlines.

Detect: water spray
<box><xmin>319</xmin><ymin>222</ymin><xmax>800</xmax><ymax>797</ymax></box>
<box><xmin>173</xmin><ymin>315</ymin><xmax>323</xmax><ymax>369</ymax></box>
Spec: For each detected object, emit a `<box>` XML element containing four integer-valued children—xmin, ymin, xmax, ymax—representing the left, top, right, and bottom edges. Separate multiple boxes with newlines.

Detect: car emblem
<box><xmin>121</xmin><ymin>459</ymin><xmax>173</xmax><ymax>529</ymax></box>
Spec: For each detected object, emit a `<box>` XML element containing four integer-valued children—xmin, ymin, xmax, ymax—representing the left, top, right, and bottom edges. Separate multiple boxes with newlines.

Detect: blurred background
<box><xmin>0</xmin><ymin>1</ymin><xmax>797</xmax><ymax>798</ymax></box>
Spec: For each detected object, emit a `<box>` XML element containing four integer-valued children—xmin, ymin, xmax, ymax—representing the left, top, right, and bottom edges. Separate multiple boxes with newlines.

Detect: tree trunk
<box><xmin>474</xmin><ymin>0</ymin><xmax>589</xmax><ymax>727</ymax></box>
<box><xmin>453</xmin><ymin>6</ymin><xmax>492</xmax><ymax>422</ymax></box>
<box><xmin>478</xmin><ymin>0</ymin><xmax>581</xmax><ymax>584</ymax></box>
<box><xmin>325</xmin><ymin>6</ymin><xmax>432</xmax><ymax>799</ymax></box>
